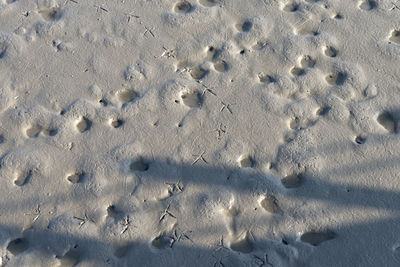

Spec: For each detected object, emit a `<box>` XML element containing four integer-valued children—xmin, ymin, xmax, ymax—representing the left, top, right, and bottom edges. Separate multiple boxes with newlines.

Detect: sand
<box><xmin>0</xmin><ymin>0</ymin><xmax>399</xmax><ymax>266</ymax></box>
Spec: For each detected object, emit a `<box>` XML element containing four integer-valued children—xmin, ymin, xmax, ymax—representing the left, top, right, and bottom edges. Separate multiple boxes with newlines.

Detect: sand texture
<box><xmin>0</xmin><ymin>0</ymin><xmax>400</xmax><ymax>266</ymax></box>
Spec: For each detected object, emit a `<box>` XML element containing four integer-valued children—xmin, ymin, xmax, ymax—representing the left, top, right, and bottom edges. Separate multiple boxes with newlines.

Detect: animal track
<box><xmin>377</xmin><ymin>111</ymin><xmax>397</xmax><ymax>134</ymax></box>
<box><xmin>295</xmin><ymin>27</ymin><xmax>318</xmax><ymax>36</ymax></box>
<box><xmin>189</xmin><ymin>65</ymin><xmax>208</xmax><ymax>80</ymax></box>
<box><xmin>325</xmin><ymin>72</ymin><xmax>346</xmax><ymax>85</ymax></box>
<box><xmin>66</xmin><ymin>172</ymin><xmax>82</xmax><ymax>184</ymax></box>
<box><xmin>181</xmin><ymin>91</ymin><xmax>201</xmax><ymax>108</ymax></box>
<box><xmin>39</xmin><ymin>7</ymin><xmax>62</xmax><ymax>22</ymax></box>
<box><xmin>56</xmin><ymin>245</ymin><xmax>80</xmax><ymax>267</ymax></box>
<box><xmin>300</xmin><ymin>55</ymin><xmax>316</xmax><ymax>68</ymax></box>
<box><xmin>198</xmin><ymin>0</ymin><xmax>219</xmax><ymax>7</ymax></box>
<box><xmin>173</xmin><ymin>1</ymin><xmax>193</xmax><ymax>14</ymax></box>
<box><xmin>7</xmin><ymin>237</ymin><xmax>29</xmax><ymax>255</ymax></box>
<box><xmin>324</xmin><ymin>46</ymin><xmax>338</xmax><ymax>57</ymax></box>
<box><xmin>300</xmin><ymin>231</ymin><xmax>335</xmax><ymax>246</ymax></box>
<box><xmin>235</xmin><ymin>20</ymin><xmax>252</xmax><ymax>32</ymax></box>
<box><xmin>238</xmin><ymin>154</ymin><xmax>254</xmax><ymax>168</ymax></box>
<box><xmin>259</xmin><ymin>194</ymin><xmax>281</xmax><ymax>214</ymax></box>
<box><xmin>117</xmin><ymin>88</ymin><xmax>137</xmax><ymax>105</ymax></box>
<box><xmin>130</xmin><ymin>157</ymin><xmax>149</xmax><ymax>172</ymax></box>
<box><xmin>110</xmin><ymin>119</ymin><xmax>124</xmax><ymax>128</ymax></box>
<box><xmin>75</xmin><ymin>117</ymin><xmax>91</xmax><ymax>133</ymax></box>
<box><xmin>213</xmin><ymin>60</ymin><xmax>228</xmax><ymax>72</ymax></box>
<box><xmin>14</xmin><ymin>170</ymin><xmax>31</xmax><ymax>186</ymax></box>
<box><xmin>281</xmin><ymin>173</ymin><xmax>302</xmax><ymax>188</ymax></box>
<box><xmin>358</xmin><ymin>0</ymin><xmax>377</xmax><ymax>11</ymax></box>
<box><xmin>389</xmin><ymin>30</ymin><xmax>400</xmax><ymax>44</ymax></box>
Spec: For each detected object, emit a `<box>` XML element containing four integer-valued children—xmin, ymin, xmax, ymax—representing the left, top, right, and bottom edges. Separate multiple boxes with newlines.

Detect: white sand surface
<box><xmin>0</xmin><ymin>0</ymin><xmax>400</xmax><ymax>266</ymax></box>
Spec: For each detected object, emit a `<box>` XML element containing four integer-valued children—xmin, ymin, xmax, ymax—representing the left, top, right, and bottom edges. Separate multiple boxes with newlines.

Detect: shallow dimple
<box><xmin>300</xmin><ymin>231</ymin><xmax>335</xmax><ymax>246</ymax></box>
<box><xmin>324</xmin><ymin>46</ymin><xmax>337</xmax><ymax>57</ymax></box>
<box><xmin>377</xmin><ymin>111</ymin><xmax>396</xmax><ymax>134</ymax></box>
<box><xmin>174</xmin><ymin>1</ymin><xmax>193</xmax><ymax>14</ymax></box>
<box><xmin>7</xmin><ymin>238</ymin><xmax>29</xmax><ymax>255</ymax></box>
<box><xmin>281</xmin><ymin>173</ymin><xmax>302</xmax><ymax>188</ymax></box>
<box><xmin>181</xmin><ymin>91</ymin><xmax>201</xmax><ymax>108</ymax></box>
<box><xmin>130</xmin><ymin>158</ymin><xmax>149</xmax><ymax>172</ymax></box>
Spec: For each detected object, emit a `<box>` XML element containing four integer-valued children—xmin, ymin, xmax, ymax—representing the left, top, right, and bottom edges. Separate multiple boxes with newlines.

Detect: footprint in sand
<box><xmin>281</xmin><ymin>173</ymin><xmax>303</xmax><ymax>188</ymax></box>
<box><xmin>300</xmin><ymin>231</ymin><xmax>335</xmax><ymax>246</ymax></box>
<box><xmin>324</xmin><ymin>46</ymin><xmax>338</xmax><ymax>57</ymax></box>
<box><xmin>358</xmin><ymin>0</ymin><xmax>377</xmax><ymax>11</ymax></box>
<box><xmin>181</xmin><ymin>91</ymin><xmax>202</xmax><ymax>108</ymax></box>
<box><xmin>325</xmin><ymin>72</ymin><xmax>347</xmax><ymax>86</ymax></box>
<box><xmin>230</xmin><ymin>232</ymin><xmax>253</xmax><ymax>253</ymax></box>
<box><xmin>7</xmin><ymin>237</ymin><xmax>29</xmax><ymax>255</ymax></box>
<box><xmin>56</xmin><ymin>245</ymin><xmax>80</xmax><ymax>267</ymax></box>
<box><xmin>259</xmin><ymin>194</ymin><xmax>282</xmax><ymax>214</ymax></box>
<box><xmin>75</xmin><ymin>117</ymin><xmax>91</xmax><ymax>133</ymax></box>
<box><xmin>130</xmin><ymin>157</ymin><xmax>150</xmax><ymax>172</ymax></box>
<box><xmin>117</xmin><ymin>88</ymin><xmax>137</xmax><ymax>106</ymax></box>
<box><xmin>389</xmin><ymin>30</ymin><xmax>400</xmax><ymax>44</ymax></box>
<box><xmin>173</xmin><ymin>1</ymin><xmax>193</xmax><ymax>14</ymax></box>
<box><xmin>238</xmin><ymin>154</ymin><xmax>254</xmax><ymax>168</ymax></box>
<box><xmin>39</xmin><ymin>7</ymin><xmax>62</xmax><ymax>22</ymax></box>
<box><xmin>198</xmin><ymin>0</ymin><xmax>219</xmax><ymax>7</ymax></box>
<box><xmin>377</xmin><ymin>111</ymin><xmax>397</xmax><ymax>134</ymax></box>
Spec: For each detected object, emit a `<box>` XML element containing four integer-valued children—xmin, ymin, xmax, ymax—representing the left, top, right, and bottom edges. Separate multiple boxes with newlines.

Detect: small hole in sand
<box><xmin>238</xmin><ymin>154</ymin><xmax>254</xmax><ymax>168</ymax></box>
<box><xmin>66</xmin><ymin>173</ymin><xmax>82</xmax><ymax>184</ymax></box>
<box><xmin>236</xmin><ymin>20</ymin><xmax>252</xmax><ymax>32</ymax></box>
<box><xmin>377</xmin><ymin>111</ymin><xmax>396</xmax><ymax>134</ymax></box>
<box><xmin>325</xmin><ymin>72</ymin><xmax>346</xmax><ymax>85</ymax></box>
